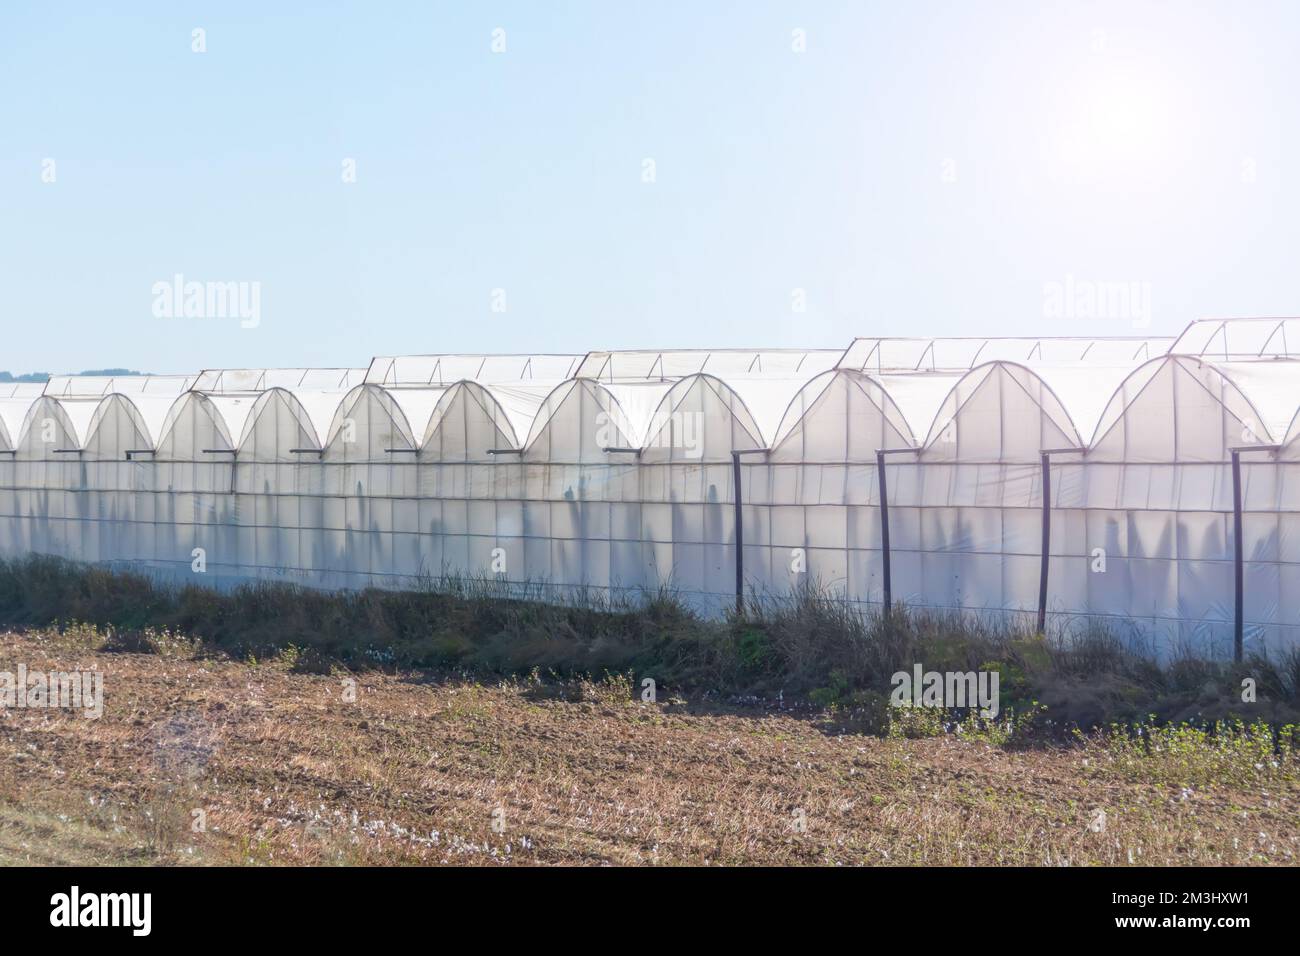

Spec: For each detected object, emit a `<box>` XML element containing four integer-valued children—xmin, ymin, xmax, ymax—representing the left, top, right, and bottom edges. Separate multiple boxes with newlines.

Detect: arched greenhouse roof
<box><xmin>17</xmin><ymin>396</ymin><xmax>80</xmax><ymax>450</ymax></box>
<box><xmin>1088</xmin><ymin>356</ymin><xmax>1300</xmax><ymax>461</ymax></box>
<box><xmin>234</xmin><ymin>387</ymin><xmax>325</xmax><ymax>457</ymax></box>
<box><xmin>769</xmin><ymin>368</ymin><xmax>916</xmax><ymax>460</ymax></box>
<box><xmin>522</xmin><ymin>378</ymin><xmax>637</xmax><ymax>459</ymax></box>
<box><xmin>920</xmin><ymin>361</ymin><xmax>1085</xmax><ymax>458</ymax></box>
<box><xmin>419</xmin><ymin>380</ymin><xmax>526</xmax><ymax>454</ymax></box>
<box><xmin>81</xmin><ymin>394</ymin><xmax>156</xmax><ymax>457</ymax></box>
<box><xmin>322</xmin><ymin>384</ymin><xmax>419</xmax><ymax>452</ymax></box>
<box><xmin>155</xmin><ymin>391</ymin><xmax>238</xmax><ymax>452</ymax></box>
<box><xmin>18</xmin><ymin>330</ymin><xmax>1300</xmax><ymax>464</ymax></box>
<box><xmin>637</xmin><ymin>374</ymin><xmax>764</xmax><ymax>457</ymax></box>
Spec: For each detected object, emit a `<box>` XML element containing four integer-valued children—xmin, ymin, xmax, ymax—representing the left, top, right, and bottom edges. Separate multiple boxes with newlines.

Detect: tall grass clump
<box><xmin>1083</xmin><ymin>718</ymin><xmax>1300</xmax><ymax>787</ymax></box>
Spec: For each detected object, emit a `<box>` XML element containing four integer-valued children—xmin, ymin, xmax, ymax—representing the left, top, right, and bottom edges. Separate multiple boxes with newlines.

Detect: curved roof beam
<box><xmin>1281</xmin><ymin>405</ymin><xmax>1300</xmax><ymax>456</ymax></box>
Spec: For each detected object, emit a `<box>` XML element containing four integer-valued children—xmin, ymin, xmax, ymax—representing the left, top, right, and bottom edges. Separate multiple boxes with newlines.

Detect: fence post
<box><xmin>1037</xmin><ymin>447</ymin><xmax>1087</xmax><ymax>635</ymax></box>
<box><xmin>733</xmin><ymin>451</ymin><xmax>744</xmax><ymax>615</ymax></box>
<box><xmin>875</xmin><ymin>449</ymin><xmax>922</xmax><ymax>616</ymax></box>
<box><xmin>731</xmin><ymin>448</ymin><xmax>770</xmax><ymax>616</ymax></box>
<box><xmin>877</xmin><ymin>449</ymin><xmax>891</xmax><ymax>616</ymax></box>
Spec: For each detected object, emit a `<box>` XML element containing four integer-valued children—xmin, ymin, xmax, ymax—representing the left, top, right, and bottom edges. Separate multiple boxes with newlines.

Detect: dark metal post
<box><xmin>1035</xmin><ymin>446</ymin><xmax>1087</xmax><ymax>635</ymax></box>
<box><xmin>730</xmin><ymin>448</ymin><xmax>771</xmax><ymax>615</ymax></box>
<box><xmin>1038</xmin><ymin>452</ymin><xmax>1051</xmax><ymax>633</ymax></box>
<box><xmin>1232</xmin><ymin>449</ymin><xmax>1243</xmax><ymax>662</ymax></box>
<box><xmin>877</xmin><ymin>449</ymin><xmax>891</xmax><ymax>615</ymax></box>
<box><xmin>875</xmin><ymin>448</ymin><xmax>921</xmax><ymax>616</ymax></box>
<box><xmin>733</xmin><ymin>450</ymin><xmax>744</xmax><ymax>615</ymax></box>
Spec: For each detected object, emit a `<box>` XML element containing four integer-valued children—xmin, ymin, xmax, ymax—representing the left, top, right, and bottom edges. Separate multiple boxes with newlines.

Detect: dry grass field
<box><xmin>2</xmin><ymin>626</ymin><xmax>1297</xmax><ymax>866</ymax></box>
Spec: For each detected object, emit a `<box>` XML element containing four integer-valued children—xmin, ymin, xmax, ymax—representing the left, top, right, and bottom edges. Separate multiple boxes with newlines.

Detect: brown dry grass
<box><xmin>1</xmin><ymin>628</ymin><xmax>1296</xmax><ymax>866</ymax></box>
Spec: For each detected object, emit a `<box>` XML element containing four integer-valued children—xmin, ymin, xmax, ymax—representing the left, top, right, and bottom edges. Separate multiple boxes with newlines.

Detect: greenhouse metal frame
<box><xmin>4</xmin><ymin>318</ymin><xmax>1300</xmax><ymax>661</ymax></box>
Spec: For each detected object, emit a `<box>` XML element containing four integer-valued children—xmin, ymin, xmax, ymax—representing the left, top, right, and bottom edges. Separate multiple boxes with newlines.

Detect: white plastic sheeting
<box><xmin>4</xmin><ymin>323</ymin><xmax>1300</xmax><ymax>659</ymax></box>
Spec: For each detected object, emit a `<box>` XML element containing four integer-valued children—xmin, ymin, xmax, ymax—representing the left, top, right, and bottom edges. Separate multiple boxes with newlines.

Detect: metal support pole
<box><xmin>1037</xmin><ymin>452</ymin><xmax>1051</xmax><ymax>634</ymax></box>
<box><xmin>731</xmin><ymin>448</ymin><xmax>770</xmax><ymax>616</ymax></box>
<box><xmin>1036</xmin><ymin>447</ymin><xmax>1087</xmax><ymax>635</ymax></box>
<box><xmin>875</xmin><ymin>448</ymin><xmax>920</xmax><ymax>616</ymax></box>
<box><xmin>1232</xmin><ymin>449</ymin><xmax>1243</xmax><ymax>662</ymax></box>
<box><xmin>733</xmin><ymin>451</ymin><xmax>744</xmax><ymax>615</ymax></box>
<box><xmin>877</xmin><ymin>449</ymin><xmax>892</xmax><ymax>615</ymax></box>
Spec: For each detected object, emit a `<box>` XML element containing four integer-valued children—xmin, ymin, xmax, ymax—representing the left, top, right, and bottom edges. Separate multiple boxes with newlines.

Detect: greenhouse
<box><xmin>3</xmin><ymin>318</ymin><xmax>1300</xmax><ymax>660</ymax></box>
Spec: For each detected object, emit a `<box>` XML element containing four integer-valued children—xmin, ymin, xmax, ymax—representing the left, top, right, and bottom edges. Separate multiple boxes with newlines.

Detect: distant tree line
<box><xmin>0</xmin><ymin>369</ymin><xmax>149</xmax><ymax>383</ymax></box>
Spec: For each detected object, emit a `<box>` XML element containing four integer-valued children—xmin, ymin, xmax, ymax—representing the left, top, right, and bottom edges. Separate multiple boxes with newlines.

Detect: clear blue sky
<box><xmin>2</xmin><ymin>1</ymin><xmax>1298</xmax><ymax>374</ymax></box>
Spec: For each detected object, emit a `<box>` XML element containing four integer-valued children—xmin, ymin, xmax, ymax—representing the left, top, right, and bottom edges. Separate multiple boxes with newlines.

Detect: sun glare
<box><xmin>1052</xmin><ymin>61</ymin><xmax>1173</xmax><ymax>180</ymax></box>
